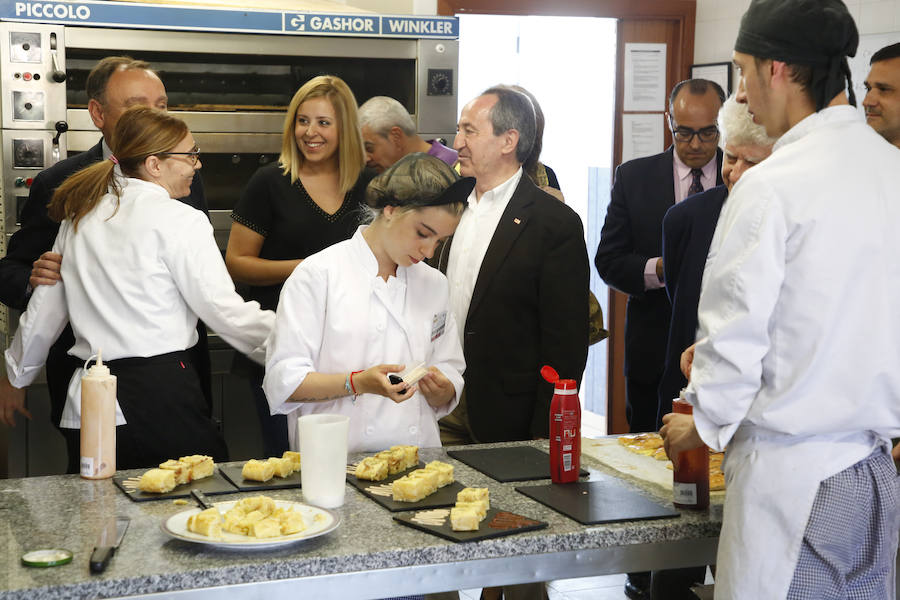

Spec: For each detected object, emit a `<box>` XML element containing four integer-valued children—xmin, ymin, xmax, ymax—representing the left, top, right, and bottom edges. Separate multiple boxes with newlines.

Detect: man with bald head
<box><xmin>594</xmin><ymin>78</ymin><xmax>723</xmax><ymax>600</ymax></box>
<box><xmin>0</xmin><ymin>56</ymin><xmax>208</xmax><ymax>472</ymax></box>
<box><xmin>863</xmin><ymin>42</ymin><xmax>900</xmax><ymax>148</ymax></box>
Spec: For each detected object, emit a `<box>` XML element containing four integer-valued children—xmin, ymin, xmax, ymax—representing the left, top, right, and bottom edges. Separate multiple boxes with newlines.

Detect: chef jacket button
<box><xmin>409</xmin><ymin>426</ymin><xmax>417</xmax><ymax>434</ymax></box>
<box><xmin>366</xmin><ymin>426</ymin><xmax>374</xmax><ymax>435</ymax></box>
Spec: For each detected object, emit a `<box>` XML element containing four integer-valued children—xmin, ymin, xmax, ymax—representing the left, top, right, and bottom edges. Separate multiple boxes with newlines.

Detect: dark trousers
<box><xmin>62</xmin><ymin>350</ymin><xmax>227</xmax><ymax>472</ymax></box>
<box><xmin>249</xmin><ymin>365</ymin><xmax>289</xmax><ymax>458</ymax></box>
<box><xmin>626</xmin><ymin>376</ymin><xmax>662</xmax><ymax>434</ymax></box>
<box><xmin>52</xmin><ymin>325</ymin><xmax>213</xmax><ymax>471</ymax></box>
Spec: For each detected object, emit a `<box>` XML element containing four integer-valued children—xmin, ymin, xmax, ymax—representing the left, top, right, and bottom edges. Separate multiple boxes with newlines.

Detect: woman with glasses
<box><xmin>225</xmin><ymin>75</ymin><xmax>372</xmax><ymax>456</ymax></box>
<box><xmin>0</xmin><ymin>106</ymin><xmax>274</xmax><ymax>469</ymax></box>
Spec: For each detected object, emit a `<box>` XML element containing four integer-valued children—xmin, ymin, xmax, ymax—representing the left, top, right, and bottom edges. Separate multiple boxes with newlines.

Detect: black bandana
<box><xmin>735</xmin><ymin>0</ymin><xmax>859</xmax><ymax>110</ymax></box>
<box><xmin>365</xmin><ymin>152</ymin><xmax>474</xmax><ymax>209</ymax></box>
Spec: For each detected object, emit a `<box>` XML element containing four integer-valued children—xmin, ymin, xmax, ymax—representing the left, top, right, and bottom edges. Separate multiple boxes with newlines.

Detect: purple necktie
<box><xmin>688</xmin><ymin>168</ymin><xmax>704</xmax><ymax>196</ymax></box>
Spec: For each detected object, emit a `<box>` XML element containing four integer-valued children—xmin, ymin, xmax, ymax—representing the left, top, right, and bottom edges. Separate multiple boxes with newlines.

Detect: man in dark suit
<box><xmin>657</xmin><ymin>94</ymin><xmax>775</xmax><ymax>427</ymax></box>
<box><xmin>0</xmin><ymin>56</ymin><xmax>208</xmax><ymax>473</ymax></box>
<box><xmin>594</xmin><ymin>78</ymin><xmax>724</xmax><ymax>600</ymax></box>
<box><xmin>649</xmin><ymin>95</ymin><xmax>775</xmax><ymax>600</ymax></box>
<box><xmin>435</xmin><ymin>86</ymin><xmax>589</xmax><ymax>446</ymax></box>
<box><xmin>430</xmin><ymin>87</ymin><xmax>588</xmax><ymax>600</ymax></box>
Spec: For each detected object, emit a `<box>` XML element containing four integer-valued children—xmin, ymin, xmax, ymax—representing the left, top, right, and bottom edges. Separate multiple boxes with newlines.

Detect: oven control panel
<box><xmin>0</xmin><ymin>23</ymin><xmax>67</xmax><ymax>129</ymax></box>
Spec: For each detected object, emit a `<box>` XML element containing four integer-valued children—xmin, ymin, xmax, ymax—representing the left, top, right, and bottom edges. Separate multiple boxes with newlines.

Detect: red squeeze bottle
<box><xmin>542</xmin><ymin>365</ymin><xmax>581</xmax><ymax>484</ymax></box>
<box><xmin>671</xmin><ymin>393</ymin><xmax>709</xmax><ymax>510</ymax></box>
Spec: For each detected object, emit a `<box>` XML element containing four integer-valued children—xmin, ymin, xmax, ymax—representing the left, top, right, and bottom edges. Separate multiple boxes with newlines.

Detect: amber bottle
<box><xmin>671</xmin><ymin>397</ymin><xmax>709</xmax><ymax>510</ymax></box>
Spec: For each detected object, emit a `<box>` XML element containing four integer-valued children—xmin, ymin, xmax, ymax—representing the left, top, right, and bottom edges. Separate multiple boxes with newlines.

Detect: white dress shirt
<box><xmin>264</xmin><ymin>227</ymin><xmax>465</xmax><ymax>453</ymax></box>
<box><xmin>446</xmin><ymin>168</ymin><xmax>523</xmax><ymax>341</ymax></box>
<box><xmin>686</xmin><ymin>106</ymin><xmax>900</xmax><ymax>598</ymax></box>
<box><xmin>5</xmin><ymin>175</ymin><xmax>274</xmax><ymax>428</ymax></box>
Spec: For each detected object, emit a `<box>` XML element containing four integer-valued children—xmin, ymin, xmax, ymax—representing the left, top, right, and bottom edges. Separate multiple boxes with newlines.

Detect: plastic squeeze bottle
<box><xmin>671</xmin><ymin>390</ymin><xmax>709</xmax><ymax>509</ymax></box>
<box><xmin>542</xmin><ymin>365</ymin><xmax>581</xmax><ymax>484</ymax></box>
<box><xmin>81</xmin><ymin>350</ymin><xmax>116</xmax><ymax>479</ymax></box>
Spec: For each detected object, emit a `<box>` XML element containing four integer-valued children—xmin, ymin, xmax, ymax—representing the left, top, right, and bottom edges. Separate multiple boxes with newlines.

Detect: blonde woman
<box><xmin>0</xmin><ymin>106</ymin><xmax>273</xmax><ymax>468</ymax></box>
<box><xmin>226</xmin><ymin>75</ymin><xmax>371</xmax><ymax>455</ymax></box>
<box><xmin>264</xmin><ymin>153</ymin><xmax>470</xmax><ymax>452</ymax></box>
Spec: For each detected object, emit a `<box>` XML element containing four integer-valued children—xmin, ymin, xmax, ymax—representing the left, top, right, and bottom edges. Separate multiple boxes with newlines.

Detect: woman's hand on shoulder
<box><xmin>354</xmin><ymin>364</ymin><xmax>416</xmax><ymax>404</ymax></box>
<box><xmin>417</xmin><ymin>367</ymin><xmax>455</xmax><ymax>408</ymax></box>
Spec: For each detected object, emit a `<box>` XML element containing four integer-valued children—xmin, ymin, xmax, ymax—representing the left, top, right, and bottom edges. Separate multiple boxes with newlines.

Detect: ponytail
<box><xmin>48</xmin><ymin>159</ymin><xmax>121</xmax><ymax>231</ymax></box>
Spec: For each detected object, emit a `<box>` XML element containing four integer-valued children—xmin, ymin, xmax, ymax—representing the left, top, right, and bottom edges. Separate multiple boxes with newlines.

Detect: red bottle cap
<box><xmin>554</xmin><ymin>379</ymin><xmax>577</xmax><ymax>391</ymax></box>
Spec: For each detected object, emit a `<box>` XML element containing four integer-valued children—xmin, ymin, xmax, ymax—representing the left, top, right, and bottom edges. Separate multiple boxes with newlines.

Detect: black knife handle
<box><xmin>89</xmin><ymin>545</ymin><xmax>115</xmax><ymax>573</ymax></box>
<box><xmin>191</xmin><ymin>489</ymin><xmax>212</xmax><ymax>510</ymax></box>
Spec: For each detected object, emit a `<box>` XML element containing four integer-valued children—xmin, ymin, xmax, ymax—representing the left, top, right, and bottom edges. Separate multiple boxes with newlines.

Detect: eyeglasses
<box><xmin>159</xmin><ymin>147</ymin><xmax>201</xmax><ymax>165</ymax></box>
<box><xmin>670</xmin><ymin>122</ymin><xmax>719</xmax><ymax>143</ymax></box>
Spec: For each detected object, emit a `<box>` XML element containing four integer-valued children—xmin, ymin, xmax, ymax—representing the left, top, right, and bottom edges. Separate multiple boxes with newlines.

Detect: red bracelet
<box><xmin>349</xmin><ymin>370</ymin><xmax>362</xmax><ymax>395</ymax></box>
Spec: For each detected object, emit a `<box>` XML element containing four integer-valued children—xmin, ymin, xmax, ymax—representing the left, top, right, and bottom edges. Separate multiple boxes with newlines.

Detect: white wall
<box><xmin>695</xmin><ymin>0</ymin><xmax>900</xmax><ymax>65</ymax></box>
<box><xmin>342</xmin><ymin>0</ymin><xmax>436</xmax><ymax>15</ymax></box>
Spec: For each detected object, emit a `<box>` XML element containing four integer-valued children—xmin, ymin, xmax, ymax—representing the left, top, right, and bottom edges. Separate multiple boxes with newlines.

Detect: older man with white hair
<box><xmin>358</xmin><ymin>95</ymin><xmax>457</xmax><ymax>172</ymax></box>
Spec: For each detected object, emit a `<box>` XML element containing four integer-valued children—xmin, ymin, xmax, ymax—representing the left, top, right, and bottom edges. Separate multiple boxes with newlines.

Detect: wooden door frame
<box><xmin>438</xmin><ymin>0</ymin><xmax>697</xmax><ymax>434</ymax></box>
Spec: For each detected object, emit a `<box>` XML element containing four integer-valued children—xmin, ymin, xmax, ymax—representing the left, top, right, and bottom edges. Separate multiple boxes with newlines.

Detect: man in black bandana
<box><xmin>661</xmin><ymin>1</ymin><xmax>900</xmax><ymax>598</ymax></box>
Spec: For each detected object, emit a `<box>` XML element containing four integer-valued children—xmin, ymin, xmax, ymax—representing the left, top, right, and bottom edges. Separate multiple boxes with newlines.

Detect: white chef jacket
<box><xmin>5</xmin><ymin>175</ymin><xmax>274</xmax><ymax>428</ymax></box>
<box><xmin>686</xmin><ymin>105</ymin><xmax>900</xmax><ymax>599</ymax></box>
<box><xmin>264</xmin><ymin>226</ymin><xmax>465</xmax><ymax>453</ymax></box>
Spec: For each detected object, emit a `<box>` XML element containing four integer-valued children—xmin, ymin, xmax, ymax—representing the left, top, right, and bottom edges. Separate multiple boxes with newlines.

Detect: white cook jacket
<box><xmin>264</xmin><ymin>227</ymin><xmax>465</xmax><ymax>453</ymax></box>
<box><xmin>5</xmin><ymin>175</ymin><xmax>275</xmax><ymax>428</ymax></box>
<box><xmin>686</xmin><ymin>106</ymin><xmax>900</xmax><ymax>599</ymax></box>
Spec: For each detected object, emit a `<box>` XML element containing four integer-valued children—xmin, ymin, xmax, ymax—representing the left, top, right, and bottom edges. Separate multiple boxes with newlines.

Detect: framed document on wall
<box><xmin>690</xmin><ymin>62</ymin><xmax>733</xmax><ymax>95</ymax></box>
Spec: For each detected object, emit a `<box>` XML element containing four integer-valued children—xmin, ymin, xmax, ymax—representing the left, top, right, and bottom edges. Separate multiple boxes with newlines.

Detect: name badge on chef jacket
<box><xmin>431</xmin><ymin>311</ymin><xmax>447</xmax><ymax>341</ymax></box>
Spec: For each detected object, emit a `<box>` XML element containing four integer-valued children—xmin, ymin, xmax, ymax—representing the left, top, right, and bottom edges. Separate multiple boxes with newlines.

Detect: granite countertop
<box><xmin>0</xmin><ymin>440</ymin><xmax>723</xmax><ymax>600</ymax></box>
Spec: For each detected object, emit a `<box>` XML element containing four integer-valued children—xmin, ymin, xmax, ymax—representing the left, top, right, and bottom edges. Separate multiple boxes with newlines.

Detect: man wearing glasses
<box><xmin>0</xmin><ymin>56</ymin><xmax>208</xmax><ymax>474</ymax></box>
<box><xmin>595</xmin><ymin>78</ymin><xmax>723</xmax><ymax>600</ymax></box>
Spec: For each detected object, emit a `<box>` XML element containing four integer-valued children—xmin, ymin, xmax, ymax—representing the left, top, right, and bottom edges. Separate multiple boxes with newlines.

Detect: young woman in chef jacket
<box><xmin>263</xmin><ymin>153</ymin><xmax>470</xmax><ymax>453</ymax></box>
<box><xmin>0</xmin><ymin>106</ymin><xmax>274</xmax><ymax>468</ymax></box>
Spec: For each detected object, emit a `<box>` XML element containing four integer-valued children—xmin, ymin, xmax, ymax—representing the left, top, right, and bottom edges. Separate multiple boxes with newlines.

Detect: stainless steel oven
<box><xmin>0</xmin><ymin>6</ymin><xmax>459</xmax><ymax>476</ymax></box>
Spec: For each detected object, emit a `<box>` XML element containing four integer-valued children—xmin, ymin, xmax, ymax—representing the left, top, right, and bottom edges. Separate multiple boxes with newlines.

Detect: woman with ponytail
<box><xmin>0</xmin><ymin>106</ymin><xmax>274</xmax><ymax>469</ymax></box>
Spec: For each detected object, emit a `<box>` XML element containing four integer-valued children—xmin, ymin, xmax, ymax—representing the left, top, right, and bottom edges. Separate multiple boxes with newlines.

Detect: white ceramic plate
<box><xmin>161</xmin><ymin>499</ymin><xmax>340</xmax><ymax>549</ymax></box>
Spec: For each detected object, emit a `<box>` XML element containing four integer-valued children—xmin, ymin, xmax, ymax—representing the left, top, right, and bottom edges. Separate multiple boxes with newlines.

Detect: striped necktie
<box><xmin>688</xmin><ymin>168</ymin><xmax>704</xmax><ymax>196</ymax></box>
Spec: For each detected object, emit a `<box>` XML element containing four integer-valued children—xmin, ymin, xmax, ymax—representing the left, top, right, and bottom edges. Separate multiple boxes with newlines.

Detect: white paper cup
<box><xmin>298</xmin><ymin>414</ymin><xmax>349</xmax><ymax>508</ymax></box>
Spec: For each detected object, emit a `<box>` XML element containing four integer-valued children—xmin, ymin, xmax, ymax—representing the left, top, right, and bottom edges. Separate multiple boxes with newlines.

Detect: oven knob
<box><xmin>231</xmin><ymin>154</ymin><xmax>240</xmax><ymax>164</ymax></box>
<box><xmin>259</xmin><ymin>155</ymin><xmax>269</xmax><ymax>164</ymax></box>
<box><xmin>22</xmin><ymin>43</ymin><xmax>30</xmax><ymax>51</ymax></box>
<box><xmin>25</xmin><ymin>177</ymin><xmax>34</xmax><ymax>187</ymax></box>
<box><xmin>14</xmin><ymin>177</ymin><xmax>26</xmax><ymax>187</ymax></box>
<box><xmin>23</xmin><ymin>72</ymin><xmax>32</xmax><ymax>81</ymax></box>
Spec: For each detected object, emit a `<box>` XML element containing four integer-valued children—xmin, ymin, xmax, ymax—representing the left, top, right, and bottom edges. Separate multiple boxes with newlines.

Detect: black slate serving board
<box><xmin>113</xmin><ymin>469</ymin><xmax>238</xmax><ymax>502</ymax></box>
<box><xmin>347</xmin><ymin>463</ymin><xmax>465</xmax><ymax>512</ymax></box>
<box><xmin>447</xmin><ymin>446</ymin><xmax>588</xmax><ymax>482</ymax></box>
<box><xmin>218</xmin><ymin>463</ymin><xmax>302</xmax><ymax>492</ymax></box>
<box><xmin>394</xmin><ymin>507</ymin><xmax>548</xmax><ymax>543</ymax></box>
<box><xmin>515</xmin><ymin>476</ymin><xmax>680</xmax><ymax>525</ymax></box>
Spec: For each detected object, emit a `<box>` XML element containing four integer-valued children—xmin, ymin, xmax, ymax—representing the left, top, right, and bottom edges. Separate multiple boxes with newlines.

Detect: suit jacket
<box><xmin>435</xmin><ymin>174</ymin><xmax>590</xmax><ymax>442</ymax></box>
<box><xmin>656</xmin><ymin>184</ymin><xmax>728</xmax><ymax>426</ymax></box>
<box><xmin>594</xmin><ymin>146</ymin><xmax>723</xmax><ymax>383</ymax></box>
<box><xmin>0</xmin><ymin>139</ymin><xmax>208</xmax><ymax>427</ymax></box>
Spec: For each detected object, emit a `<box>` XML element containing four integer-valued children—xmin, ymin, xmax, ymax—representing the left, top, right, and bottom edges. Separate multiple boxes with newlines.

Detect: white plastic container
<box><xmin>80</xmin><ymin>350</ymin><xmax>116</xmax><ymax>479</ymax></box>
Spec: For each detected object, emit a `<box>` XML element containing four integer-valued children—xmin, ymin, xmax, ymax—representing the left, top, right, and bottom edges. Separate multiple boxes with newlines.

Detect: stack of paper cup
<box><xmin>298</xmin><ymin>414</ymin><xmax>350</xmax><ymax>508</ymax></box>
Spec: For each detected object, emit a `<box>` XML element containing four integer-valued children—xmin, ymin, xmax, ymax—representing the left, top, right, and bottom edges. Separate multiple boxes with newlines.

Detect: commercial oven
<box><xmin>0</xmin><ymin>2</ymin><xmax>459</xmax><ymax>476</ymax></box>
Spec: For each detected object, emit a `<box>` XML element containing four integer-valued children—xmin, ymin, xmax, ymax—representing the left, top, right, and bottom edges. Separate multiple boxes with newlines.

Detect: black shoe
<box><xmin>624</xmin><ymin>572</ymin><xmax>650</xmax><ymax>600</ymax></box>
